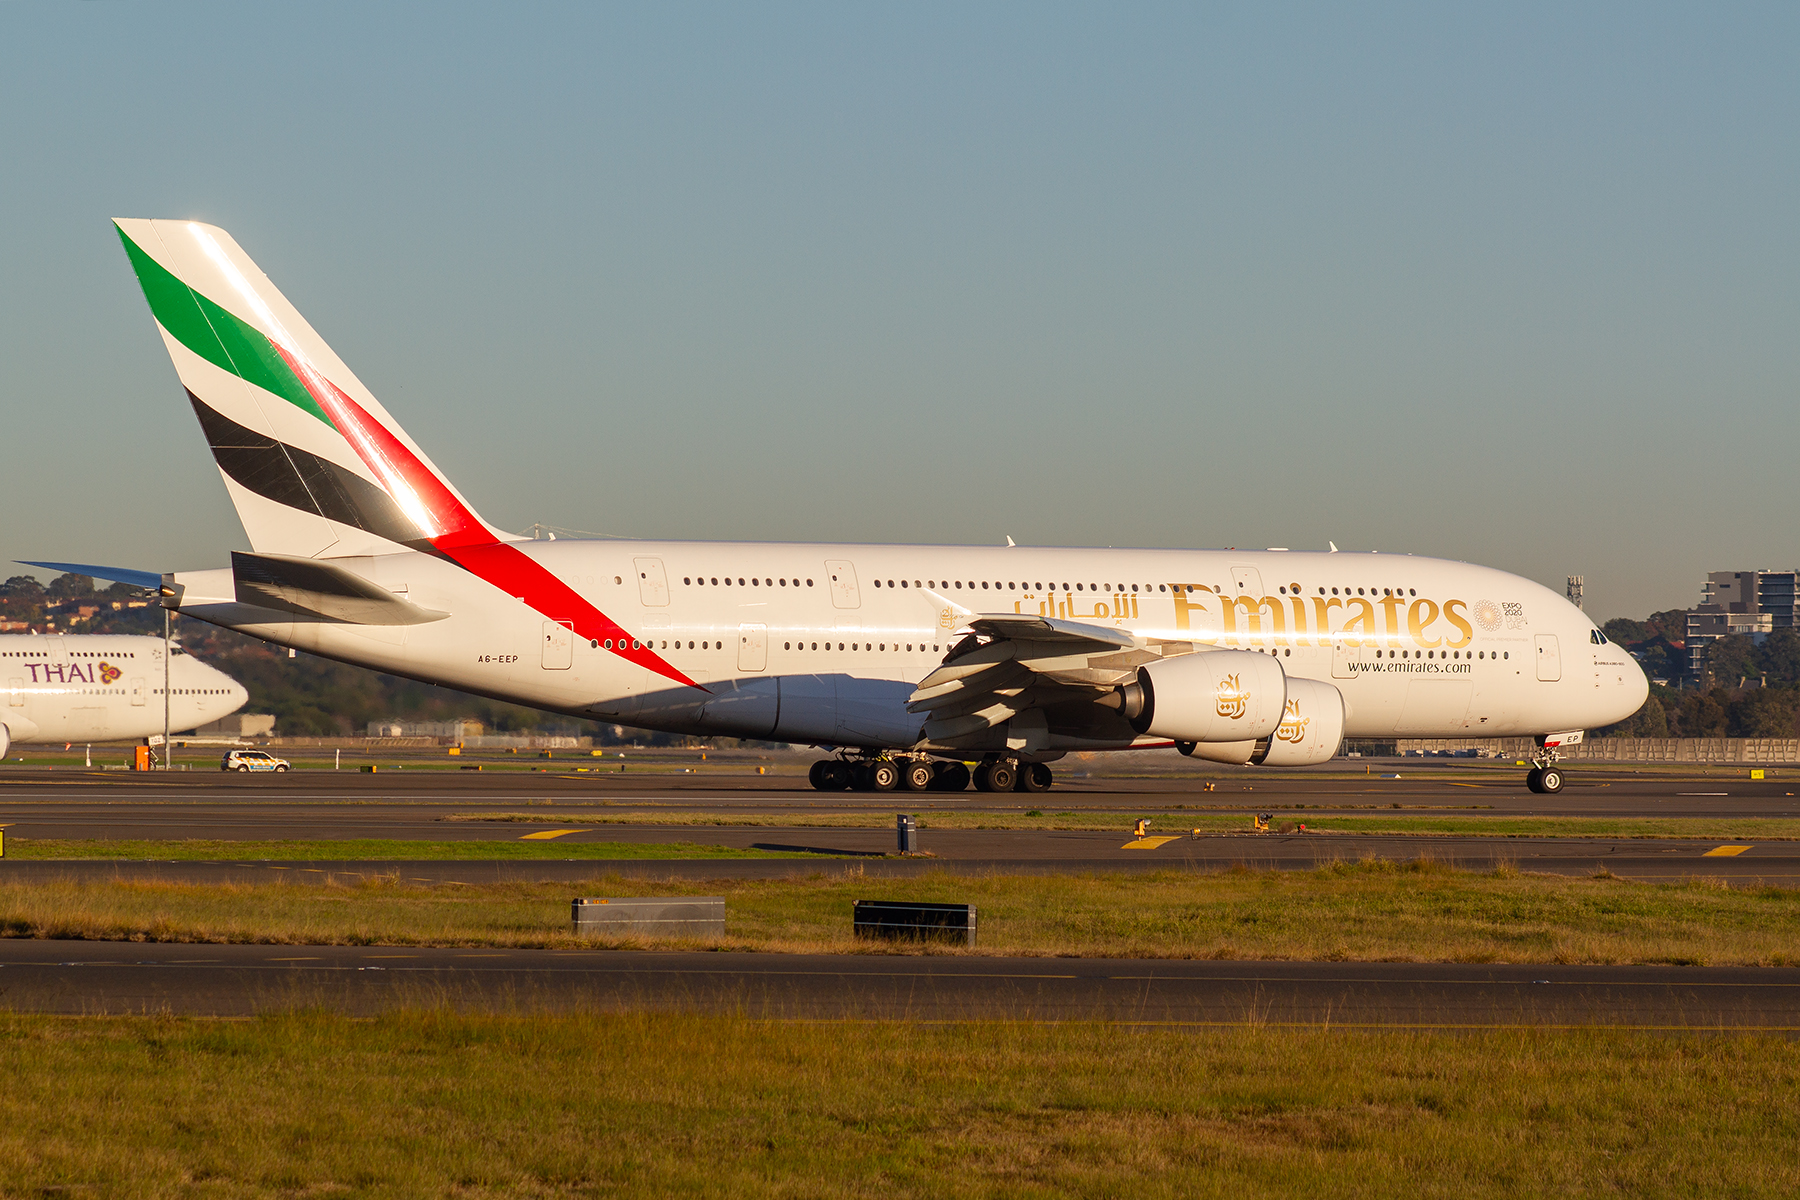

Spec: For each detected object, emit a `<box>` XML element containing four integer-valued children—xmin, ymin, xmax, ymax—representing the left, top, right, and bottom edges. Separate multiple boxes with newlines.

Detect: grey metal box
<box><xmin>897</xmin><ymin>814</ymin><xmax>918</xmax><ymax>854</ymax></box>
<box><xmin>853</xmin><ymin>900</ymin><xmax>976</xmax><ymax>946</ymax></box>
<box><xmin>572</xmin><ymin>897</ymin><xmax>725</xmax><ymax>936</ymax></box>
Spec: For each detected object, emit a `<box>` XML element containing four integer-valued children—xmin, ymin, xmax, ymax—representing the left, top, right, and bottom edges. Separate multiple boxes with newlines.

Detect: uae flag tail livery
<box><xmin>113</xmin><ymin>219</ymin><xmax>696</xmax><ymax>690</ymax></box>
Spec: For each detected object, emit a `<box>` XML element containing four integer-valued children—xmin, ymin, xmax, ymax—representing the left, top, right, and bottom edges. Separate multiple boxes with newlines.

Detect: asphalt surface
<box><xmin>2</xmin><ymin>939</ymin><xmax>1794</xmax><ymax>1026</ymax></box>
<box><xmin>0</xmin><ymin>765</ymin><xmax>1795</xmax><ymax>883</ymax></box>
<box><xmin>5</xmin><ymin>760</ymin><xmax>1798</xmax><ymax>817</ymax></box>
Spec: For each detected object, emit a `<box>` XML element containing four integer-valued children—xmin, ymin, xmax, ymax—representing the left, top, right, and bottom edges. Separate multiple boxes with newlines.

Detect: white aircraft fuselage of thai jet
<box><xmin>0</xmin><ymin>634</ymin><xmax>246</xmax><ymax>757</ymax></box>
<box><xmin>87</xmin><ymin>219</ymin><xmax>1646</xmax><ymax>794</ymax></box>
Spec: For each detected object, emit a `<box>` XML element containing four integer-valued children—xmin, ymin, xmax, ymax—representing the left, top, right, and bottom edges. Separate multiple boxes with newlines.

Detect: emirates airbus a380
<box><xmin>67</xmin><ymin>219</ymin><xmax>1645</xmax><ymax>795</ymax></box>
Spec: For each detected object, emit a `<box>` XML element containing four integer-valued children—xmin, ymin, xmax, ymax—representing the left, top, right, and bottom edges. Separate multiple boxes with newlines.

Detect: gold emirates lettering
<box><xmin>1170</xmin><ymin>586</ymin><xmax>1474</xmax><ymax>650</ymax></box>
<box><xmin>1275</xmin><ymin>699</ymin><xmax>1309</xmax><ymax>744</ymax></box>
<box><xmin>1216</xmin><ymin>674</ymin><xmax>1248</xmax><ymax>720</ymax></box>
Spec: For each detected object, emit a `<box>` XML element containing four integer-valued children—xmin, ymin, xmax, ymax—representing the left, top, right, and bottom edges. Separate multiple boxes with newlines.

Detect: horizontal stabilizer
<box><xmin>230</xmin><ymin>552</ymin><xmax>448</xmax><ymax>626</ymax></box>
<box><xmin>18</xmin><ymin>561</ymin><xmax>163</xmax><ymax>590</ymax></box>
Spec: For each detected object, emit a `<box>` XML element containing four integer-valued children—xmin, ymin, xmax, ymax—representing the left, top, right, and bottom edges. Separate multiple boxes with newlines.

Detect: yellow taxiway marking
<box><xmin>1122</xmin><ymin>836</ymin><xmax>1181</xmax><ymax>850</ymax></box>
<box><xmin>265</xmin><ymin>957</ymin><xmax>321</xmax><ymax>962</ymax></box>
<box><xmin>1703</xmin><ymin>845</ymin><xmax>1753</xmax><ymax>857</ymax></box>
<box><xmin>519</xmin><ymin>829</ymin><xmax>586</xmax><ymax>840</ymax></box>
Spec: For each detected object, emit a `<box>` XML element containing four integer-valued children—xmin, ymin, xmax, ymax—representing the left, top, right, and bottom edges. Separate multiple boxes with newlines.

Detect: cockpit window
<box><xmin>1590</xmin><ymin>629</ymin><xmax>1608</xmax><ymax>645</ymax></box>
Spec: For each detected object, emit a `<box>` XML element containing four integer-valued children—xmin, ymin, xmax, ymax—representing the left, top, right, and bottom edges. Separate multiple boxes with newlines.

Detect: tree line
<box><xmin>1599</xmin><ymin>613</ymin><xmax>1800</xmax><ymax>739</ymax></box>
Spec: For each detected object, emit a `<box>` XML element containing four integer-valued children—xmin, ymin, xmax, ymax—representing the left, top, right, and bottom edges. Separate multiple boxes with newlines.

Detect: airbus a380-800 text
<box><xmin>64</xmin><ymin>219</ymin><xmax>1646</xmax><ymax>794</ymax></box>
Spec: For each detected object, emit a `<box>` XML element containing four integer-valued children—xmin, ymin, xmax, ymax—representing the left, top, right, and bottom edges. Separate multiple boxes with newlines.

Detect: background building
<box><xmin>1685</xmin><ymin>570</ymin><xmax>1800</xmax><ymax>677</ymax></box>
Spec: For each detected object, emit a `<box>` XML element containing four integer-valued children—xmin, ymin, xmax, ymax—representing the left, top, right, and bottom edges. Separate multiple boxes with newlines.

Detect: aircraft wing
<box><xmin>18</xmin><ymin>561</ymin><xmax>163</xmax><ymax>590</ymax></box>
<box><xmin>907</xmin><ymin>613</ymin><xmax>1168</xmax><ymax>744</ymax></box>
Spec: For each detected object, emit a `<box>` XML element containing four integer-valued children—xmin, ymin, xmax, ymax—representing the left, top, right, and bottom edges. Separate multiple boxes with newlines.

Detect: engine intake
<box><xmin>1116</xmin><ymin>649</ymin><xmax>1287</xmax><ymax>746</ymax></box>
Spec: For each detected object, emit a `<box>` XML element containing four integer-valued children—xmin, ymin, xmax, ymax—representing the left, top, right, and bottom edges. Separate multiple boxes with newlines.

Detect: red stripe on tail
<box><xmin>268</xmin><ymin>344</ymin><xmax>701</xmax><ymax>690</ymax></box>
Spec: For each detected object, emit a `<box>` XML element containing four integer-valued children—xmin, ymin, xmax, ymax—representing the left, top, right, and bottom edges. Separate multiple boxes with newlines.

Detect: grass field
<box><xmin>4</xmin><ymin>862</ymin><xmax>1796</xmax><ymax>964</ymax></box>
<box><xmin>0</xmin><ymin>837</ymin><xmax>816</xmax><ymax>861</ymax></box>
<box><xmin>0</xmin><ymin>1011</ymin><xmax>1793</xmax><ymax>1197</ymax></box>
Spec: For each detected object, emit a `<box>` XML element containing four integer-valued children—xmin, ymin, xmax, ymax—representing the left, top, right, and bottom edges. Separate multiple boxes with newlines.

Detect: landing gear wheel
<box><xmin>1537</xmin><ymin>767</ymin><xmax>1564</xmax><ymax>794</ymax></box>
<box><xmin>1526</xmin><ymin>767</ymin><xmax>1544</xmax><ymax>793</ymax></box>
<box><xmin>932</xmin><ymin>762</ymin><xmax>971</xmax><ymax>792</ymax></box>
<box><xmin>818</xmin><ymin>760</ymin><xmax>851</xmax><ymax>791</ymax></box>
<box><xmin>901</xmin><ymin>760</ymin><xmax>935</xmax><ymax>791</ymax></box>
<box><xmin>975</xmin><ymin>759</ymin><xmax>1017</xmax><ymax>793</ymax></box>
<box><xmin>1015</xmin><ymin>762</ymin><xmax>1053</xmax><ymax>793</ymax></box>
<box><xmin>808</xmin><ymin>761</ymin><xmax>830</xmax><ymax>790</ymax></box>
<box><xmin>868</xmin><ymin>760</ymin><xmax>901</xmax><ymax>792</ymax></box>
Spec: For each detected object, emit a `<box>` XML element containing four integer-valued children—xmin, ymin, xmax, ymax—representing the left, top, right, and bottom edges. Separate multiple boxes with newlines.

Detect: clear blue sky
<box><xmin>2</xmin><ymin>3</ymin><xmax>1795</xmax><ymax>620</ymax></box>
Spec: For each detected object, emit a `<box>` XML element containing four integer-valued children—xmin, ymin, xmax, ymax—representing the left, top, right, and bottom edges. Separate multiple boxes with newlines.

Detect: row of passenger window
<box><xmin>662</xmin><ymin>572</ymin><xmax>1480</xmax><ymax>612</ymax></box>
<box><xmin>668</xmin><ymin>575</ymin><xmax>1440</xmax><ymax>601</ymax></box>
<box><xmin>1243</xmin><ymin>647</ymin><xmax>1510</xmax><ymax>661</ymax></box>
<box><xmin>594</xmin><ymin>637</ymin><xmax>944</xmax><ymax>653</ymax></box>
<box><xmin>684</xmin><ymin>577</ymin><xmax>813</xmax><ymax>588</ymax></box>
<box><xmin>0</xmin><ymin>650</ymin><xmax>139</xmax><ymax>658</ymax></box>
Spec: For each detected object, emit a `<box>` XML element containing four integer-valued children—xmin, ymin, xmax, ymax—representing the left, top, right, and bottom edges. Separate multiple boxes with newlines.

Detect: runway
<box><xmin>0</xmin><ymin>939</ymin><xmax>1792</xmax><ymax>1026</ymax></box>
<box><xmin>2</xmin><ymin>765</ymin><xmax>1796</xmax><ymax>883</ymax></box>
<box><xmin>4</xmin><ymin>760</ymin><xmax>1798</xmax><ymax>818</ymax></box>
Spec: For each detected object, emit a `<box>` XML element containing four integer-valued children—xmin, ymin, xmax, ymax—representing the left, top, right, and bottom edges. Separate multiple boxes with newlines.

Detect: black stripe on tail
<box><xmin>187</xmin><ymin>391</ymin><xmax>429</xmax><ymax>551</ymax></box>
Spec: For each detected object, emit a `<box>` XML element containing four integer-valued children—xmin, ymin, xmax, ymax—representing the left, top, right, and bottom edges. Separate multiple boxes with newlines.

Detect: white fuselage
<box><xmin>169</xmin><ymin>544</ymin><xmax>1647</xmax><ymax>754</ymax></box>
<box><xmin>0</xmin><ymin>635</ymin><xmax>247</xmax><ymax>748</ymax></box>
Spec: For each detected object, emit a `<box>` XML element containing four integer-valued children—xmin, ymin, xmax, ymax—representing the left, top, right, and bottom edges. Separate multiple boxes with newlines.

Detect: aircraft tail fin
<box><xmin>113</xmin><ymin>219</ymin><xmax>509</xmax><ymax>560</ymax></box>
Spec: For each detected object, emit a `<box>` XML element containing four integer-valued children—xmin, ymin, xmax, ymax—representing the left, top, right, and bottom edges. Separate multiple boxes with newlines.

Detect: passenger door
<box><xmin>1230</xmin><ymin>565</ymin><xmax>1265</xmax><ymax>601</ymax></box>
<box><xmin>737</xmin><ymin>624</ymin><xmax>768</xmax><ymax>673</ymax></box>
<box><xmin>130</xmin><ymin>677</ymin><xmax>146</xmax><ymax>706</ymax></box>
<box><xmin>542</xmin><ymin>620</ymin><xmax>574</xmax><ymax>670</ymax></box>
<box><xmin>824</xmin><ymin>560</ymin><xmax>860</xmax><ymax>609</ymax></box>
<box><xmin>632</xmin><ymin>557</ymin><xmax>669</xmax><ymax>607</ymax></box>
<box><xmin>1535</xmin><ymin>634</ymin><xmax>1561</xmax><ymax>682</ymax></box>
<box><xmin>7</xmin><ymin>678</ymin><xmax>20</xmax><ymax>707</ymax></box>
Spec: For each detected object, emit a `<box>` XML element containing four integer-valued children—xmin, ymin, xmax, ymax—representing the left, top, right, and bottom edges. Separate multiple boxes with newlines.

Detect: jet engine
<box><xmin>1249</xmin><ymin>677</ymin><xmax>1345</xmax><ymax>766</ymax></box>
<box><xmin>1115</xmin><ymin>649</ymin><xmax>1287</xmax><ymax>756</ymax></box>
<box><xmin>0</xmin><ymin>724</ymin><xmax>9</xmax><ymax>760</ymax></box>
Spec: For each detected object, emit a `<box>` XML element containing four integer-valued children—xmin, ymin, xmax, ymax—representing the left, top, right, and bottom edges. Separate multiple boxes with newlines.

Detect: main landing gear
<box><xmin>809</xmin><ymin>755</ymin><xmax>1052</xmax><ymax>793</ymax></box>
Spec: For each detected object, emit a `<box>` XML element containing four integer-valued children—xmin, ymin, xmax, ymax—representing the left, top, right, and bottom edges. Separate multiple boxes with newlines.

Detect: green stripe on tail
<box><xmin>114</xmin><ymin>224</ymin><xmax>335</xmax><ymax>430</ymax></box>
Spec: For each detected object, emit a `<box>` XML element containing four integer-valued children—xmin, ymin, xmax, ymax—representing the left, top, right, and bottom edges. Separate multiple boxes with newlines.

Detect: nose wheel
<box><xmin>1526</xmin><ymin>765</ymin><xmax>1564</xmax><ymax>794</ymax></box>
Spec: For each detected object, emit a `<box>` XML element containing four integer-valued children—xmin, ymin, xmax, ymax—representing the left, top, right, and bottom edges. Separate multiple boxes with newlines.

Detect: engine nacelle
<box><xmin>1250</xmin><ymin>677</ymin><xmax>1346</xmax><ymax>766</ymax></box>
<box><xmin>0</xmin><ymin>723</ymin><xmax>8</xmax><ymax>760</ymax></box>
<box><xmin>1118</xmin><ymin>649</ymin><xmax>1287</xmax><ymax>746</ymax></box>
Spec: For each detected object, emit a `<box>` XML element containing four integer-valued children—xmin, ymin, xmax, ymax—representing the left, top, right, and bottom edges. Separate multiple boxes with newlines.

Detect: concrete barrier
<box><xmin>571</xmin><ymin>897</ymin><xmax>725</xmax><ymax>937</ymax></box>
<box><xmin>1396</xmin><ymin>736</ymin><xmax>1800</xmax><ymax>764</ymax></box>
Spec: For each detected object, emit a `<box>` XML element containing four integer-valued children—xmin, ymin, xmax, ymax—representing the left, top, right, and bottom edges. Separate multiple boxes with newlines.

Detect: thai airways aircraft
<box><xmin>79</xmin><ymin>218</ymin><xmax>1646</xmax><ymax>794</ymax></box>
<box><xmin>0</xmin><ymin>633</ymin><xmax>247</xmax><ymax>758</ymax></box>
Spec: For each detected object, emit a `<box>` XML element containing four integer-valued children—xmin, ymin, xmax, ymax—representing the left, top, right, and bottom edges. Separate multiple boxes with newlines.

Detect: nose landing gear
<box><xmin>1525</xmin><ymin>749</ymin><xmax>1566</xmax><ymax>794</ymax></box>
<box><xmin>1523</xmin><ymin>731</ymin><xmax>1584</xmax><ymax>793</ymax></box>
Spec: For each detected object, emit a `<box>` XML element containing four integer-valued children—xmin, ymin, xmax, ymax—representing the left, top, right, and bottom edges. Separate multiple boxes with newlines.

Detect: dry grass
<box><xmin>3</xmin><ymin>862</ymin><xmax>1796</xmax><ymax>965</ymax></box>
<box><xmin>0</xmin><ymin>1011</ymin><xmax>1793</xmax><ymax>1197</ymax></box>
<box><xmin>0</xmin><ymin>837</ymin><xmax>813</xmax><ymax>861</ymax></box>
